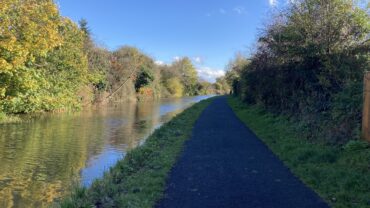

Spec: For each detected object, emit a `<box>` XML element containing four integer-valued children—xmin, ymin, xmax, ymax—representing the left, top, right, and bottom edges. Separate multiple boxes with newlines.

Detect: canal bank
<box><xmin>59</xmin><ymin>98</ymin><xmax>214</xmax><ymax>207</ymax></box>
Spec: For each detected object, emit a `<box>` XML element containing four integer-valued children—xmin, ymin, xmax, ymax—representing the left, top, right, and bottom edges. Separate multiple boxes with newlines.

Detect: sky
<box><xmin>56</xmin><ymin>0</ymin><xmax>281</xmax><ymax>82</ymax></box>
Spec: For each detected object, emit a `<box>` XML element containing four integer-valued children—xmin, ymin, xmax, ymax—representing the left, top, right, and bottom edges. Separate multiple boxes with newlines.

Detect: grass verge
<box><xmin>228</xmin><ymin>96</ymin><xmax>370</xmax><ymax>208</ymax></box>
<box><xmin>58</xmin><ymin>98</ymin><xmax>214</xmax><ymax>208</ymax></box>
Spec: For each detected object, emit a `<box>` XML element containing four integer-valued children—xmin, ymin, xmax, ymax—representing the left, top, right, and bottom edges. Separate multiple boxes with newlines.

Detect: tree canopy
<box><xmin>0</xmin><ymin>0</ymin><xmax>90</xmax><ymax>113</ymax></box>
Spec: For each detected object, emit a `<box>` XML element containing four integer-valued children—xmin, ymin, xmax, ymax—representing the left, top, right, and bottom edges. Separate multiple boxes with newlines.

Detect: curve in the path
<box><xmin>156</xmin><ymin>97</ymin><xmax>329</xmax><ymax>208</ymax></box>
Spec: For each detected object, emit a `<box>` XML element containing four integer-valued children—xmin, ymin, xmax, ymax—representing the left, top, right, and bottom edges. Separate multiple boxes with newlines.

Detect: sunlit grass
<box><xmin>57</xmin><ymin>98</ymin><xmax>214</xmax><ymax>208</ymax></box>
<box><xmin>228</xmin><ymin>96</ymin><xmax>370</xmax><ymax>208</ymax></box>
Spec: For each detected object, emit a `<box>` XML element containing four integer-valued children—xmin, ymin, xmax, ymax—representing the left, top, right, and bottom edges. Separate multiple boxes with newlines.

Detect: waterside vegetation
<box><xmin>0</xmin><ymin>1</ymin><xmax>229</xmax><ymax>123</ymax></box>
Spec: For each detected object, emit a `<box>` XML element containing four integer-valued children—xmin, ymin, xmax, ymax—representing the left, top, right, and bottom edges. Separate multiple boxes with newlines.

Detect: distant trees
<box><xmin>227</xmin><ymin>0</ymin><xmax>369</xmax><ymax>144</ymax></box>
<box><xmin>158</xmin><ymin>56</ymin><xmax>230</xmax><ymax>97</ymax></box>
<box><xmin>214</xmin><ymin>77</ymin><xmax>230</xmax><ymax>95</ymax></box>
<box><xmin>225</xmin><ymin>54</ymin><xmax>249</xmax><ymax>95</ymax></box>
<box><xmin>159</xmin><ymin>57</ymin><xmax>201</xmax><ymax>96</ymax></box>
<box><xmin>108</xmin><ymin>46</ymin><xmax>156</xmax><ymax>98</ymax></box>
<box><xmin>196</xmin><ymin>81</ymin><xmax>213</xmax><ymax>95</ymax></box>
<box><xmin>166</xmin><ymin>77</ymin><xmax>184</xmax><ymax>97</ymax></box>
<box><xmin>172</xmin><ymin>57</ymin><xmax>198</xmax><ymax>95</ymax></box>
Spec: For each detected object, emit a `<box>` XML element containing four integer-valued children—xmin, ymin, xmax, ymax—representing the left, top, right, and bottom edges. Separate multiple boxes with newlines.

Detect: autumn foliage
<box><xmin>0</xmin><ymin>0</ymin><xmax>90</xmax><ymax>113</ymax></box>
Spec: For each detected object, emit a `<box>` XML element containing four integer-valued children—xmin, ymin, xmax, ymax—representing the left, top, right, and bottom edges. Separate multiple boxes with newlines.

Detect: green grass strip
<box><xmin>228</xmin><ymin>96</ymin><xmax>370</xmax><ymax>208</ymax></box>
<box><xmin>58</xmin><ymin>98</ymin><xmax>214</xmax><ymax>208</ymax></box>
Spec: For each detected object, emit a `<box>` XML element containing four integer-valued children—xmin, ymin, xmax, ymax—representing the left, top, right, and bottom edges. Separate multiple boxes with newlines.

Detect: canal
<box><xmin>0</xmin><ymin>95</ymin><xmax>212</xmax><ymax>208</ymax></box>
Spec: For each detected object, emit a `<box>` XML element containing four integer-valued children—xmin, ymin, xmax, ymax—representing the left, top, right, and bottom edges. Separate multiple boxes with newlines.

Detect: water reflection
<box><xmin>0</xmin><ymin>95</ymin><xmax>212</xmax><ymax>208</ymax></box>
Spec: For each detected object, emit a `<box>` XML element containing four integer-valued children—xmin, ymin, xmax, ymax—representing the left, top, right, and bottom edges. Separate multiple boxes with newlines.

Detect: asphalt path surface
<box><xmin>156</xmin><ymin>97</ymin><xmax>329</xmax><ymax>208</ymax></box>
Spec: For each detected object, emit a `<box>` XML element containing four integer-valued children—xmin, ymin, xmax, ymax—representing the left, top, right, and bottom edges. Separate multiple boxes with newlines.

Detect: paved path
<box><xmin>156</xmin><ymin>97</ymin><xmax>329</xmax><ymax>208</ymax></box>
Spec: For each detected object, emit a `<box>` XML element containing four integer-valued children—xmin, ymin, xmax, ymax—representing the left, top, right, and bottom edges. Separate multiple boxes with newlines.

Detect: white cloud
<box><xmin>193</xmin><ymin>56</ymin><xmax>203</xmax><ymax>64</ymax></box>
<box><xmin>219</xmin><ymin>8</ymin><xmax>226</xmax><ymax>14</ymax></box>
<box><xmin>173</xmin><ymin>56</ymin><xmax>181</xmax><ymax>61</ymax></box>
<box><xmin>155</xmin><ymin>60</ymin><xmax>165</xmax><ymax>65</ymax></box>
<box><xmin>233</xmin><ymin>6</ymin><xmax>246</xmax><ymax>14</ymax></box>
<box><xmin>269</xmin><ymin>0</ymin><xmax>278</xmax><ymax>6</ymax></box>
<box><xmin>197</xmin><ymin>67</ymin><xmax>225</xmax><ymax>83</ymax></box>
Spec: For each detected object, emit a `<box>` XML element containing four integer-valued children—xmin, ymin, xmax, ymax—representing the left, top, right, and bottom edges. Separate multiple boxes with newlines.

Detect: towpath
<box><xmin>156</xmin><ymin>97</ymin><xmax>329</xmax><ymax>208</ymax></box>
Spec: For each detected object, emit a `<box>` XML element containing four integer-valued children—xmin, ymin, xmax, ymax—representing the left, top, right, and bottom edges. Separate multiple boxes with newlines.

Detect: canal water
<box><xmin>0</xmin><ymin>95</ymin><xmax>212</xmax><ymax>208</ymax></box>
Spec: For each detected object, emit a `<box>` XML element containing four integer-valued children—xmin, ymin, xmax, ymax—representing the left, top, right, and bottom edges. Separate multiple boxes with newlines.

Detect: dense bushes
<box><xmin>226</xmin><ymin>0</ymin><xmax>369</xmax><ymax>144</ymax></box>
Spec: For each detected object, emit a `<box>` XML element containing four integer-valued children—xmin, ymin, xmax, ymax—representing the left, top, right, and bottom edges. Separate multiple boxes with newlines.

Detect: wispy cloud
<box><xmin>197</xmin><ymin>67</ymin><xmax>225</xmax><ymax>83</ymax></box>
<box><xmin>233</xmin><ymin>6</ymin><xmax>246</xmax><ymax>15</ymax></box>
<box><xmin>269</xmin><ymin>0</ymin><xmax>278</xmax><ymax>6</ymax></box>
<box><xmin>206</xmin><ymin>6</ymin><xmax>247</xmax><ymax>17</ymax></box>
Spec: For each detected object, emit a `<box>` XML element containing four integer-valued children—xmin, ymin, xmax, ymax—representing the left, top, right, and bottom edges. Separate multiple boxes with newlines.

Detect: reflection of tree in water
<box><xmin>0</xmin><ymin>113</ymin><xmax>106</xmax><ymax>208</ymax></box>
<box><xmin>107</xmin><ymin>101</ymin><xmax>160</xmax><ymax>149</ymax></box>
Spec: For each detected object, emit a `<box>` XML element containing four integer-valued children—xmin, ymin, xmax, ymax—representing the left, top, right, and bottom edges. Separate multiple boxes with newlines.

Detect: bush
<box><xmin>135</xmin><ymin>67</ymin><xmax>155</xmax><ymax>91</ymax></box>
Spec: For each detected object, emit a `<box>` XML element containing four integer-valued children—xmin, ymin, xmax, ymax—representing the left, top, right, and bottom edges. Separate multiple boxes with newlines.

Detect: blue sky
<box><xmin>56</xmin><ymin>0</ymin><xmax>280</xmax><ymax>82</ymax></box>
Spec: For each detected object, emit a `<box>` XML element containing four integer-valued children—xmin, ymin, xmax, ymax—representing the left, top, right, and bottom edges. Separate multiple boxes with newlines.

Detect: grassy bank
<box><xmin>58</xmin><ymin>98</ymin><xmax>214</xmax><ymax>208</ymax></box>
<box><xmin>228</xmin><ymin>96</ymin><xmax>370</xmax><ymax>208</ymax></box>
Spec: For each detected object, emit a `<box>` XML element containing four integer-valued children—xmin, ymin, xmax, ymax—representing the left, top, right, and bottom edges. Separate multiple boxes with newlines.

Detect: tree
<box><xmin>43</xmin><ymin>18</ymin><xmax>90</xmax><ymax>110</ymax></box>
<box><xmin>0</xmin><ymin>0</ymin><xmax>63</xmax><ymax>105</ymax></box>
<box><xmin>166</xmin><ymin>77</ymin><xmax>184</xmax><ymax>97</ymax></box>
<box><xmin>214</xmin><ymin>77</ymin><xmax>230</xmax><ymax>94</ymax></box>
<box><xmin>225</xmin><ymin>54</ymin><xmax>250</xmax><ymax>94</ymax></box>
<box><xmin>107</xmin><ymin>46</ymin><xmax>155</xmax><ymax>99</ymax></box>
<box><xmin>78</xmin><ymin>18</ymin><xmax>91</xmax><ymax>37</ymax></box>
<box><xmin>0</xmin><ymin>0</ymin><xmax>91</xmax><ymax>113</ymax></box>
<box><xmin>197</xmin><ymin>81</ymin><xmax>215</xmax><ymax>95</ymax></box>
<box><xmin>172</xmin><ymin>57</ymin><xmax>198</xmax><ymax>95</ymax></box>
